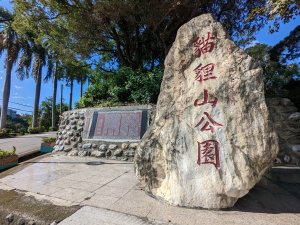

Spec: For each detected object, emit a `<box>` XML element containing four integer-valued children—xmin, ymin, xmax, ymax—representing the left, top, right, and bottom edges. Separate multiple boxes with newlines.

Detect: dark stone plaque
<box><xmin>88</xmin><ymin>110</ymin><xmax>148</xmax><ymax>140</ymax></box>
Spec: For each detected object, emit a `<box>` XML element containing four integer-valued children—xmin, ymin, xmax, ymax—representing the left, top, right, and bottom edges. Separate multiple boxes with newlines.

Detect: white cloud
<box><xmin>11</xmin><ymin>96</ymin><xmax>33</xmax><ymax>100</ymax></box>
<box><xmin>14</xmin><ymin>85</ymin><xmax>23</xmax><ymax>89</ymax></box>
<box><xmin>243</xmin><ymin>40</ymin><xmax>260</xmax><ymax>49</ymax></box>
<box><xmin>12</xmin><ymin>96</ymin><xmax>26</xmax><ymax>99</ymax></box>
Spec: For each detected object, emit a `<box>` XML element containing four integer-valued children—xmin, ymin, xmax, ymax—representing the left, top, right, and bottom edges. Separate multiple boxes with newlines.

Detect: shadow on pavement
<box><xmin>23</xmin><ymin>161</ymin><xmax>132</xmax><ymax>165</ymax></box>
<box><xmin>231</xmin><ymin>171</ymin><xmax>300</xmax><ymax>214</ymax></box>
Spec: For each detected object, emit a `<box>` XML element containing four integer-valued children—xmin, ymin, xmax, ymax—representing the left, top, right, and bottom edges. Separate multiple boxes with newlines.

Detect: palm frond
<box><xmin>16</xmin><ymin>42</ymin><xmax>32</xmax><ymax>80</ymax></box>
<box><xmin>0</xmin><ymin>33</ymin><xmax>5</xmax><ymax>57</ymax></box>
<box><xmin>32</xmin><ymin>56</ymin><xmax>40</xmax><ymax>81</ymax></box>
<box><xmin>10</xmin><ymin>43</ymin><xmax>21</xmax><ymax>65</ymax></box>
<box><xmin>44</xmin><ymin>53</ymin><xmax>54</xmax><ymax>82</ymax></box>
<box><xmin>0</xmin><ymin>7</ymin><xmax>13</xmax><ymax>24</ymax></box>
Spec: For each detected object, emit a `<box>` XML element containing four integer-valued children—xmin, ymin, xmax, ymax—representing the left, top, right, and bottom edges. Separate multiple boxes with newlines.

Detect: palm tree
<box><xmin>78</xmin><ymin>73</ymin><xmax>88</xmax><ymax>98</ymax></box>
<box><xmin>0</xmin><ymin>8</ymin><xmax>30</xmax><ymax>128</ymax></box>
<box><xmin>51</xmin><ymin>62</ymin><xmax>58</xmax><ymax>130</ymax></box>
<box><xmin>66</xmin><ymin>67</ymin><xmax>75</xmax><ymax>111</ymax></box>
<box><xmin>18</xmin><ymin>42</ymin><xmax>48</xmax><ymax>128</ymax></box>
<box><xmin>31</xmin><ymin>45</ymin><xmax>46</xmax><ymax>128</ymax></box>
<box><xmin>44</xmin><ymin>52</ymin><xmax>58</xmax><ymax>130</ymax></box>
<box><xmin>75</xmin><ymin>64</ymin><xmax>90</xmax><ymax>98</ymax></box>
<box><xmin>65</xmin><ymin>62</ymin><xmax>89</xmax><ymax>110</ymax></box>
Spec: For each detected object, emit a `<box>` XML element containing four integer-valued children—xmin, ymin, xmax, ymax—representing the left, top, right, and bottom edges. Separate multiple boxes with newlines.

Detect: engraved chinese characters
<box><xmin>135</xmin><ymin>14</ymin><xmax>278</xmax><ymax>209</ymax></box>
<box><xmin>193</xmin><ymin>33</ymin><xmax>222</xmax><ymax>168</ymax></box>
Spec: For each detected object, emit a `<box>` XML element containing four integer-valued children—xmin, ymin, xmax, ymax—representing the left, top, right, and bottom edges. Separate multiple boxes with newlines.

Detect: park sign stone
<box><xmin>134</xmin><ymin>14</ymin><xmax>279</xmax><ymax>209</ymax></box>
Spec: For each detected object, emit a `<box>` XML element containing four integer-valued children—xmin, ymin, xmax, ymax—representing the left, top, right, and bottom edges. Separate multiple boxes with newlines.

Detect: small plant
<box><xmin>0</xmin><ymin>128</ymin><xmax>10</xmax><ymax>138</ymax></box>
<box><xmin>28</xmin><ymin>127</ymin><xmax>41</xmax><ymax>134</ymax></box>
<box><xmin>42</xmin><ymin>137</ymin><xmax>56</xmax><ymax>143</ymax></box>
<box><xmin>49</xmin><ymin>126</ymin><xmax>57</xmax><ymax>131</ymax></box>
<box><xmin>0</xmin><ymin>146</ymin><xmax>17</xmax><ymax>158</ymax></box>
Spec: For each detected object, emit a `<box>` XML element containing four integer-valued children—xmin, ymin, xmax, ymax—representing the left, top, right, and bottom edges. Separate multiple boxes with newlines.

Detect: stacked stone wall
<box><xmin>266</xmin><ymin>98</ymin><xmax>300</xmax><ymax>165</ymax></box>
<box><xmin>53</xmin><ymin>106</ymin><xmax>153</xmax><ymax>161</ymax></box>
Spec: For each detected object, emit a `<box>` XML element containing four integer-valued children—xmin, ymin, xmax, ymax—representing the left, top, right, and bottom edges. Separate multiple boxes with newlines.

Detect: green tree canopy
<box><xmin>13</xmin><ymin>0</ymin><xmax>299</xmax><ymax>71</ymax></box>
<box><xmin>246</xmin><ymin>43</ymin><xmax>299</xmax><ymax>97</ymax></box>
<box><xmin>75</xmin><ymin>66</ymin><xmax>163</xmax><ymax>108</ymax></box>
<box><xmin>39</xmin><ymin>97</ymin><xmax>68</xmax><ymax>130</ymax></box>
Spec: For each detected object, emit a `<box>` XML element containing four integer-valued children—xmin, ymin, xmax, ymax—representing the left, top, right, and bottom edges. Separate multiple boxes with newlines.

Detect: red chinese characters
<box><xmin>194</xmin><ymin>63</ymin><xmax>216</xmax><ymax>82</ymax></box>
<box><xmin>197</xmin><ymin>140</ymin><xmax>220</xmax><ymax>169</ymax></box>
<box><xmin>192</xmin><ymin>31</ymin><xmax>223</xmax><ymax>169</ymax></box>
<box><xmin>195</xmin><ymin>112</ymin><xmax>223</xmax><ymax>133</ymax></box>
<box><xmin>193</xmin><ymin>32</ymin><xmax>215</xmax><ymax>57</ymax></box>
<box><xmin>194</xmin><ymin>89</ymin><xmax>218</xmax><ymax>108</ymax></box>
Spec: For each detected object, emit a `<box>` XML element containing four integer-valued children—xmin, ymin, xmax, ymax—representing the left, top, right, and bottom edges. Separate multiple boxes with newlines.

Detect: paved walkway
<box><xmin>0</xmin><ymin>154</ymin><xmax>300</xmax><ymax>225</ymax></box>
<box><xmin>0</xmin><ymin>132</ymin><xmax>56</xmax><ymax>157</ymax></box>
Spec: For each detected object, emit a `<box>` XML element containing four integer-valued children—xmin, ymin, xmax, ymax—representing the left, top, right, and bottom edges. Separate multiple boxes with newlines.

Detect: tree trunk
<box><xmin>51</xmin><ymin>74</ymin><xmax>58</xmax><ymax>129</ymax></box>
<box><xmin>0</xmin><ymin>59</ymin><xmax>13</xmax><ymax>129</ymax></box>
<box><xmin>69</xmin><ymin>78</ymin><xmax>73</xmax><ymax>110</ymax></box>
<box><xmin>32</xmin><ymin>62</ymin><xmax>42</xmax><ymax>128</ymax></box>
<box><xmin>60</xmin><ymin>84</ymin><xmax>63</xmax><ymax>114</ymax></box>
<box><xmin>80</xmin><ymin>75</ymin><xmax>83</xmax><ymax>98</ymax></box>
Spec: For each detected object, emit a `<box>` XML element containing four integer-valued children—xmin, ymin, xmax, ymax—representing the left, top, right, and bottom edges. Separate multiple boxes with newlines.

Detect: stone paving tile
<box><xmin>59</xmin><ymin>206</ymin><xmax>162</xmax><ymax>225</ymax></box>
<box><xmin>94</xmin><ymin>184</ymin><xmax>131</xmax><ymax>198</ymax></box>
<box><xmin>70</xmin><ymin>181</ymin><xmax>103</xmax><ymax>192</ymax></box>
<box><xmin>46</xmin><ymin>178</ymin><xmax>78</xmax><ymax>189</ymax></box>
<box><xmin>82</xmin><ymin>174</ymin><xmax>119</xmax><ymax>185</ymax></box>
<box><xmin>63</xmin><ymin>172</ymin><xmax>95</xmax><ymax>182</ymax></box>
<box><xmin>50</xmin><ymin>187</ymin><xmax>94</xmax><ymax>203</ymax></box>
<box><xmin>26</xmin><ymin>184</ymin><xmax>63</xmax><ymax>196</ymax></box>
<box><xmin>108</xmin><ymin>189</ymin><xmax>158</xmax><ymax>218</ymax></box>
<box><xmin>3</xmin><ymin>179</ymin><xmax>45</xmax><ymax>192</ymax></box>
<box><xmin>107</xmin><ymin>174</ymin><xmax>139</xmax><ymax>189</ymax></box>
<box><xmin>0</xmin><ymin>182</ymin><xmax>15</xmax><ymax>190</ymax></box>
<box><xmin>147</xmin><ymin>200</ymin><xmax>215</xmax><ymax>225</ymax></box>
<box><xmin>82</xmin><ymin>194</ymin><xmax>120</xmax><ymax>209</ymax></box>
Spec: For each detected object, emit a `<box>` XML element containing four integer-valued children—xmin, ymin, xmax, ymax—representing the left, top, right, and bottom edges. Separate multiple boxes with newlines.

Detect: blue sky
<box><xmin>0</xmin><ymin>0</ymin><xmax>299</xmax><ymax>115</ymax></box>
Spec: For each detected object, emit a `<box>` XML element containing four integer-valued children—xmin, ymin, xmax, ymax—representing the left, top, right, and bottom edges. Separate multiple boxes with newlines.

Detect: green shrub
<box><xmin>39</xmin><ymin>126</ymin><xmax>46</xmax><ymax>132</ymax></box>
<box><xmin>0</xmin><ymin>147</ymin><xmax>17</xmax><ymax>158</ymax></box>
<box><xmin>17</xmin><ymin>128</ymin><xmax>27</xmax><ymax>135</ymax></box>
<box><xmin>27</xmin><ymin>127</ymin><xmax>41</xmax><ymax>134</ymax></box>
<box><xmin>75</xmin><ymin>67</ymin><xmax>163</xmax><ymax>108</ymax></box>
<box><xmin>42</xmin><ymin>137</ymin><xmax>56</xmax><ymax>143</ymax></box>
<box><xmin>49</xmin><ymin>126</ymin><xmax>57</xmax><ymax>131</ymax></box>
<box><xmin>0</xmin><ymin>128</ymin><xmax>10</xmax><ymax>138</ymax></box>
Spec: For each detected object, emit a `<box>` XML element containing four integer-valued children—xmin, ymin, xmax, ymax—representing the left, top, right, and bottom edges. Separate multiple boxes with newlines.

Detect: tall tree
<box><xmin>51</xmin><ymin>64</ymin><xmax>58</xmax><ymax>129</ymax></box>
<box><xmin>67</xmin><ymin>69</ymin><xmax>74</xmax><ymax>111</ymax></box>
<box><xmin>44</xmin><ymin>52</ymin><xmax>59</xmax><ymax>130</ymax></box>
<box><xmin>270</xmin><ymin>25</ymin><xmax>300</xmax><ymax>63</ymax></box>
<box><xmin>246</xmin><ymin>43</ymin><xmax>299</xmax><ymax>96</ymax></box>
<box><xmin>78</xmin><ymin>73</ymin><xmax>88</xmax><ymax>98</ymax></box>
<box><xmin>0</xmin><ymin>7</ymin><xmax>31</xmax><ymax>128</ymax></box>
<box><xmin>32</xmin><ymin>45</ymin><xmax>46</xmax><ymax>127</ymax></box>
<box><xmin>13</xmin><ymin>0</ymin><xmax>300</xmax><ymax>72</ymax></box>
<box><xmin>39</xmin><ymin>97</ymin><xmax>68</xmax><ymax>130</ymax></box>
<box><xmin>62</xmin><ymin>61</ymin><xmax>90</xmax><ymax>110</ymax></box>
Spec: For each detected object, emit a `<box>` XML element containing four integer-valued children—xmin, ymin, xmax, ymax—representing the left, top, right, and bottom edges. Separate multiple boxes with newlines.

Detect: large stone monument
<box><xmin>134</xmin><ymin>14</ymin><xmax>279</xmax><ymax>209</ymax></box>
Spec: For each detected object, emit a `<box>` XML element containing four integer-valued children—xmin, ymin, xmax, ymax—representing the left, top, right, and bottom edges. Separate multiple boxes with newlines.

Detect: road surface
<box><xmin>0</xmin><ymin>132</ymin><xmax>56</xmax><ymax>157</ymax></box>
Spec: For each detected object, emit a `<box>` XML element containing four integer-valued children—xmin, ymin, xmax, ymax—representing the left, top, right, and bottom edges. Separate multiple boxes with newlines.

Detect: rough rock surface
<box><xmin>134</xmin><ymin>14</ymin><xmax>278</xmax><ymax>209</ymax></box>
<box><xmin>266</xmin><ymin>98</ymin><xmax>300</xmax><ymax>165</ymax></box>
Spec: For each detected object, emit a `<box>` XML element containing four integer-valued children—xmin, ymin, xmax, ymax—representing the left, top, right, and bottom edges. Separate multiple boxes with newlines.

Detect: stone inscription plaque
<box><xmin>88</xmin><ymin>110</ymin><xmax>148</xmax><ymax>140</ymax></box>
